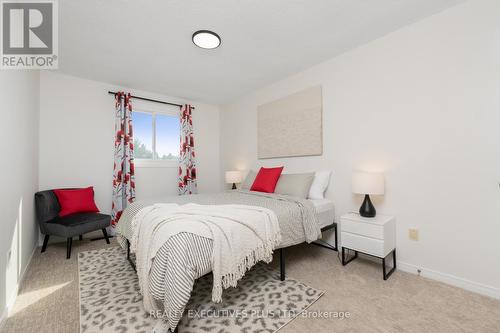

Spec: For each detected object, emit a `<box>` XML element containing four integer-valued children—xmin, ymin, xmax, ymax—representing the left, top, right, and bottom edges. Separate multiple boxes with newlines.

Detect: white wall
<box><xmin>221</xmin><ymin>0</ymin><xmax>500</xmax><ymax>297</ymax></box>
<box><xmin>39</xmin><ymin>71</ymin><xmax>221</xmax><ymax>215</ymax></box>
<box><xmin>0</xmin><ymin>71</ymin><xmax>40</xmax><ymax>319</ymax></box>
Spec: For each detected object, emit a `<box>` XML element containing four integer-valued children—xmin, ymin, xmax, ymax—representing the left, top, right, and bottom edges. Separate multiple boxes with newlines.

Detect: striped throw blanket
<box><xmin>116</xmin><ymin>191</ymin><xmax>320</xmax><ymax>332</ymax></box>
<box><xmin>132</xmin><ymin>203</ymin><xmax>281</xmax><ymax>324</ymax></box>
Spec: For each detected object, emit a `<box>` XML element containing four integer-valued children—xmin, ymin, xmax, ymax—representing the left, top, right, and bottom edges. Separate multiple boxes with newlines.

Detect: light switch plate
<box><xmin>409</xmin><ymin>228</ymin><xmax>419</xmax><ymax>241</ymax></box>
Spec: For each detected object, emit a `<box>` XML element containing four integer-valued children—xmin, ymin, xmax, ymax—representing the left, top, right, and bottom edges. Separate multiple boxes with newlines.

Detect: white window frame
<box><xmin>134</xmin><ymin>107</ymin><xmax>179</xmax><ymax>168</ymax></box>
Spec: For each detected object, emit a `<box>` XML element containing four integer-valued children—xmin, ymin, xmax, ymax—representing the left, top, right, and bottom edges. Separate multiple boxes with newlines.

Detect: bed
<box><xmin>116</xmin><ymin>190</ymin><xmax>336</xmax><ymax>332</ymax></box>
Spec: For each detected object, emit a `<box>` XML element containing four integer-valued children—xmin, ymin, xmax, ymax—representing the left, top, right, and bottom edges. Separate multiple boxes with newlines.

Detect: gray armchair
<box><xmin>35</xmin><ymin>189</ymin><xmax>111</xmax><ymax>259</ymax></box>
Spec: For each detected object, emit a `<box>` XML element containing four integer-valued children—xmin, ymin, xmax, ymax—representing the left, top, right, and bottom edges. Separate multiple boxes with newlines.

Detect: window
<box><xmin>133</xmin><ymin>109</ymin><xmax>179</xmax><ymax>166</ymax></box>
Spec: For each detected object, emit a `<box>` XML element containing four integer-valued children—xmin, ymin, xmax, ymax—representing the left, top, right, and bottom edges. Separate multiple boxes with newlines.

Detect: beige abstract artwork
<box><xmin>257</xmin><ymin>85</ymin><xmax>323</xmax><ymax>159</ymax></box>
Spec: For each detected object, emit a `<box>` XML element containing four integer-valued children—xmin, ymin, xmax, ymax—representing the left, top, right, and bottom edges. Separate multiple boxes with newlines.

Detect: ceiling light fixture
<box><xmin>192</xmin><ymin>30</ymin><xmax>221</xmax><ymax>49</ymax></box>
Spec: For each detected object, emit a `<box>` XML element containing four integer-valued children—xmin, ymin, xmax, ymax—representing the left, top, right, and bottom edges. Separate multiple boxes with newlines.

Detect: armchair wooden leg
<box><xmin>102</xmin><ymin>228</ymin><xmax>110</xmax><ymax>244</ymax></box>
<box><xmin>66</xmin><ymin>237</ymin><xmax>72</xmax><ymax>259</ymax></box>
<box><xmin>79</xmin><ymin>235</ymin><xmax>83</xmax><ymax>241</ymax></box>
<box><xmin>41</xmin><ymin>235</ymin><xmax>50</xmax><ymax>253</ymax></box>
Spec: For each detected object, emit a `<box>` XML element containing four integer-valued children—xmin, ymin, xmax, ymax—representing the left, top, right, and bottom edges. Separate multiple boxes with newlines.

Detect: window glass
<box><xmin>156</xmin><ymin>114</ymin><xmax>180</xmax><ymax>160</ymax></box>
<box><xmin>133</xmin><ymin>112</ymin><xmax>153</xmax><ymax>159</ymax></box>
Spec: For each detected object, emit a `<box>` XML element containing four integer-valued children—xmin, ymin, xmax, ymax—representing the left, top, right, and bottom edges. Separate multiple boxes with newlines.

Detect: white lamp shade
<box><xmin>225</xmin><ymin>171</ymin><xmax>243</xmax><ymax>184</ymax></box>
<box><xmin>352</xmin><ymin>171</ymin><xmax>385</xmax><ymax>195</ymax></box>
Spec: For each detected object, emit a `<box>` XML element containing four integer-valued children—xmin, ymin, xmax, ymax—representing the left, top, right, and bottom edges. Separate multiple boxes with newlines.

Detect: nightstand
<box><xmin>340</xmin><ymin>213</ymin><xmax>396</xmax><ymax>280</ymax></box>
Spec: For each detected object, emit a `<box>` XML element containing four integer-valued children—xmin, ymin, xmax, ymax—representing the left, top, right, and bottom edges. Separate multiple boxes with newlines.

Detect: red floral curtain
<box><xmin>111</xmin><ymin>92</ymin><xmax>135</xmax><ymax>226</ymax></box>
<box><xmin>178</xmin><ymin>104</ymin><xmax>197</xmax><ymax>195</ymax></box>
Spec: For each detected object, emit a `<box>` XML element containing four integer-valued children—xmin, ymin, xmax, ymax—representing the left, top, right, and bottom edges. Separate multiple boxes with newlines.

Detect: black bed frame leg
<box><xmin>127</xmin><ymin>239</ymin><xmax>137</xmax><ymax>272</ymax></box>
<box><xmin>127</xmin><ymin>239</ymin><xmax>131</xmax><ymax>259</ymax></box>
<box><xmin>280</xmin><ymin>248</ymin><xmax>285</xmax><ymax>281</ymax></box>
<box><xmin>66</xmin><ymin>237</ymin><xmax>72</xmax><ymax>259</ymax></box>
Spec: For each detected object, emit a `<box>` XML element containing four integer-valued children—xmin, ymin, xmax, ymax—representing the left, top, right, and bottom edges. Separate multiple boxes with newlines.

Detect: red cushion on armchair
<box><xmin>250</xmin><ymin>167</ymin><xmax>284</xmax><ymax>193</ymax></box>
<box><xmin>53</xmin><ymin>187</ymin><xmax>100</xmax><ymax>217</ymax></box>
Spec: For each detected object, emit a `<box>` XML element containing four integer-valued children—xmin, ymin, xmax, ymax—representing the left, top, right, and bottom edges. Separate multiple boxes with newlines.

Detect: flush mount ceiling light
<box><xmin>192</xmin><ymin>30</ymin><xmax>221</xmax><ymax>49</ymax></box>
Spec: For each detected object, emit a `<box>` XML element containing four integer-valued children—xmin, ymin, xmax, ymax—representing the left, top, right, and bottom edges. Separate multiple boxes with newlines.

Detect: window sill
<box><xmin>135</xmin><ymin>159</ymin><xmax>179</xmax><ymax>168</ymax></box>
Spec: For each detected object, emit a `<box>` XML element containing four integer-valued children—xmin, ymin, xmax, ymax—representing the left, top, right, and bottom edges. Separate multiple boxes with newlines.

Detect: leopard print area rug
<box><xmin>79</xmin><ymin>246</ymin><xmax>324</xmax><ymax>333</ymax></box>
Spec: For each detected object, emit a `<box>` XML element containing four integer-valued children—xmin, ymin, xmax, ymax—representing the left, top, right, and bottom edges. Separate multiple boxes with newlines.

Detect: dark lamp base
<box><xmin>359</xmin><ymin>194</ymin><xmax>376</xmax><ymax>218</ymax></box>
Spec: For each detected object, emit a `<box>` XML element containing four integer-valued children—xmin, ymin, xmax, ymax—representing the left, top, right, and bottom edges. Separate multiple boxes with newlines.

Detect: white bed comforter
<box><xmin>132</xmin><ymin>203</ymin><xmax>281</xmax><ymax>316</ymax></box>
<box><xmin>117</xmin><ymin>191</ymin><xmax>321</xmax><ymax>332</ymax></box>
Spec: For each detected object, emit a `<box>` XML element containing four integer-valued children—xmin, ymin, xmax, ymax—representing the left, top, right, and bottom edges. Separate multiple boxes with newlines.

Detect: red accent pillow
<box><xmin>250</xmin><ymin>167</ymin><xmax>284</xmax><ymax>193</ymax></box>
<box><xmin>53</xmin><ymin>187</ymin><xmax>100</xmax><ymax>217</ymax></box>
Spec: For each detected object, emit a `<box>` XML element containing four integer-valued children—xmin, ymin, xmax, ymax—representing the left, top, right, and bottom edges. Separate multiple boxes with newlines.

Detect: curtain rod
<box><xmin>107</xmin><ymin>91</ymin><xmax>195</xmax><ymax>109</ymax></box>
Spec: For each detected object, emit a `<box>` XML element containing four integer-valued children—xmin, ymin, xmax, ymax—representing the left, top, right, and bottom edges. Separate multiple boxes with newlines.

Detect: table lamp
<box><xmin>225</xmin><ymin>171</ymin><xmax>242</xmax><ymax>190</ymax></box>
<box><xmin>352</xmin><ymin>171</ymin><xmax>385</xmax><ymax>218</ymax></box>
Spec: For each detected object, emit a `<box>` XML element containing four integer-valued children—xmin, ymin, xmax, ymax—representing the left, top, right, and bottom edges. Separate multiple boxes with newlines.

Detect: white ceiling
<box><xmin>58</xmin><ymin>0</ymin><xmax>465</xmax><ymax>104</ymax></box>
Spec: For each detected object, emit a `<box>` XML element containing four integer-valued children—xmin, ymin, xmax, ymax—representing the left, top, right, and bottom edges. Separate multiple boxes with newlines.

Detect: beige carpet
<box><xmin>2</xmin><ymin>234</ymin><xmax>500</xmax><ymax>333</ymax></box>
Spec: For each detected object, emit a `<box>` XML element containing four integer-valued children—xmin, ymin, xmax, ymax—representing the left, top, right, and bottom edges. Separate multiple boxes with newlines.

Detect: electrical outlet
<box><xmin>409</xmin><ymin>228</ymin><xmax>419</xmax><ymax>241</ymax></box>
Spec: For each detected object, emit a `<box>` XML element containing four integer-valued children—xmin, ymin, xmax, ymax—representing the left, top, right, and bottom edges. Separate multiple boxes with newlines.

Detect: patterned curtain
<box><xmin>111</xmin><ymin>92</ymin><xmax>136</xmax><ymax>226</ymax></box>
<box><xmin>178</xmin><ymin>104</ymin><xmax>197</xmax><ymax>195</ymax></box>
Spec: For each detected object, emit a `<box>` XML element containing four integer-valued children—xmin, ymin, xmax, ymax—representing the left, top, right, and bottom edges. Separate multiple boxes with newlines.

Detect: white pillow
<box><xmin>308</xmin><ymin>171</ymin><xmax>332</xmax><ymax>199</ymax></box>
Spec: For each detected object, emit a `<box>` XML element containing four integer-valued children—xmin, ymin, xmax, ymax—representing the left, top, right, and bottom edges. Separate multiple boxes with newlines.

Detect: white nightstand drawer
<box><xmin>341</xmin><ymin>232</ymin><xmax>387</xmax><ymax>257</ymax></box>
<box><xmin>341</xmin><ymin>219</ymin><xmax>384</xmax><ymax>239</ymax></box>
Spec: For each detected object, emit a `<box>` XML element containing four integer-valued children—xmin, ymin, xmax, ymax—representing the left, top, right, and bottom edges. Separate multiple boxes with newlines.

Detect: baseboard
<box><xmin>397</xmin><ymin>261</ymin><xmax>500</xmax><ymax>300</ymax></box>
<box><xmin>0</xmin><ymin>243</ymin><xmax>38</xmax><ymax>328</ymax></box>
<box><xmin>0</xmin><ymin>281</ymin><xmax>19</xmax><ymax>331</ymax></box>
<box><xmin>0</xmin><ymin>307</ymin><xmax>7</xmax><ymax>331</ymax></box>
